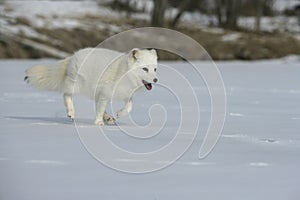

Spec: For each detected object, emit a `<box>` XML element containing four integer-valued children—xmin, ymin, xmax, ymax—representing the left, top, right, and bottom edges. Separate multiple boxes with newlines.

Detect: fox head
<box><xmin>127</xmin><ymin>48</ymin><xmax>158</xmax><ymax>91</ymax></box>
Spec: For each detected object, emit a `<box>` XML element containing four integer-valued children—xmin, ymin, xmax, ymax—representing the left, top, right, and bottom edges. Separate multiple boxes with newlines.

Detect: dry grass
<box><xmin>1</xmin><ymin>16</ymin><xmax>300</xmax><ymax>60</ymax></box>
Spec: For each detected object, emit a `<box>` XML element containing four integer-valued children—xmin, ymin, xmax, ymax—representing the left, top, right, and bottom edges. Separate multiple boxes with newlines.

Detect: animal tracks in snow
<box><xmin>221</xmin><ymin>133</ymin><xmax>300</xmax><ymax>147</ymax></box>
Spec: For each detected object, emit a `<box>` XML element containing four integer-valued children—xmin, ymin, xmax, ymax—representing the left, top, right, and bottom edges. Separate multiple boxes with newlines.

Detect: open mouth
<box><xmin>142</xmin><ymin>80</ymin><xmax>152</xmax><ymax>90</ymax></box>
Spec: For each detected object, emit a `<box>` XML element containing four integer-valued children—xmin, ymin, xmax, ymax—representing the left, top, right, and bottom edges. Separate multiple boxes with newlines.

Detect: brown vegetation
<box><xmin>1</xmin><ymin>7</ymin><xmax>300</xmax><ymax>61</ymax></box>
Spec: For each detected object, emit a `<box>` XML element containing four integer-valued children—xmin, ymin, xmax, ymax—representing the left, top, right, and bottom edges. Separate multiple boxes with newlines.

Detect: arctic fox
<box><xmin>25</xmin><ymin>48</ymin><xmax>158</xmax><ymax>125</ymax></box>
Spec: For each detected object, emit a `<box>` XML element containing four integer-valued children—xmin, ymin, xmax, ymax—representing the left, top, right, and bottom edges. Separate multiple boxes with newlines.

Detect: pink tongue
<box><xmin>145</xmin><ymin>83</ymin><xmax>152</xmax><ymax>90</ymax></box>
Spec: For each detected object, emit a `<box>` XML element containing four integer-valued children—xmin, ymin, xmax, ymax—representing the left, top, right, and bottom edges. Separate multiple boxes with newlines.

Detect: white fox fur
<box><xmin>25</xmin><ymin>48</ymin><xmax>158</xmax><ymax>125</ymax></box>
<box><xmin>25</xmin><ymin>58</ymin><xmax>70</xmax><ymax>91</ymax></box>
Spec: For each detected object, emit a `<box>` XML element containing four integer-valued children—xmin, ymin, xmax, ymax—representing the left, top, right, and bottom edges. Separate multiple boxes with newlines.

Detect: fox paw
<box><xmin>67</xmin><ymin>113</ymin><xmax>75</xmax><ymax>121</ymax></box>
<box><xmin>94</xmin><ymin>119</ymin><xmax>104</xmax><ymax>126</ymax></box>
<box><xmin>117</xmin><ymin>109</ymin><xmax>128</xmax><ymax>118</ymax></box>
<box><xmin>104</xmin><ymin>113</ymin><xmax>116</xmax><ymax>125</ymax></box>
<box><xmin>106</xmin><ymin>116</ymin><xmax>116</xmax><ymax>125</ymax></box>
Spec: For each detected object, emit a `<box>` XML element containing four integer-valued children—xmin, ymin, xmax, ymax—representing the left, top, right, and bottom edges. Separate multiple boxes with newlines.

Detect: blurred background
<box><xmin>0</xmin><ymin>0</ymin><xmax>300</xmax><ymax>60</ymax></box>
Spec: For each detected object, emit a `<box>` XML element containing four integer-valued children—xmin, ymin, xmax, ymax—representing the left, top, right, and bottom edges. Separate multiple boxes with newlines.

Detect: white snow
<box><xmin>25</xmin><ymin>159</ymin><xmax>66</xmax><ymax>166</ymax></box>
<box><xmin>3</xmin><ymin>1</ymin><xmax>101</xmax><ymax>18</ymax></box>
<box><xmin>229</xmin><ymin>112</ymin><xmax>244</xmax><ymax>117</ymax></box>
<box><xmin>274</xmin><ymin>0</ymin><xmax>300</xmax><ymax>11</ymax></box>
<box><xmin>221</xmin><ymin>33</ymin><xmax>241</xmax><ymax>42</ymax></box>
<box><xmin>249</xmin><ymin>162</ymin><xmax>270</xmax><ymax>167</ymax></box>
<box><xmin>1</xmin><ymin>58</ymin><xmax>300</xmax><ymax>200</ymax></box>
<box><xmin>1</xmin><ymin>0</ymin><xmax>300</xmax><ymax>48</ymax></box>
<box><xmin>0</xmin><ymin>0</ymin><xmax>123</xmax><ymax>39</ymax></box>
<box><xmin>238</xmin><ymin>16</ymin><xmax>300</xmax><ymax>33</ymax></box>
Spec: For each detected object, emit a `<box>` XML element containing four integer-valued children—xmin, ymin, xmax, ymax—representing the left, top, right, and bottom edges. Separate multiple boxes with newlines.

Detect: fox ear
<box><xmin>131</xmin><ymin>49</ymin><xmax>139</xmax><ymax>60</ymax></box>
<box><xmin>150</xmin><ymin>48</ymin><xmax>157</xmax><ymax>58</ymax></box>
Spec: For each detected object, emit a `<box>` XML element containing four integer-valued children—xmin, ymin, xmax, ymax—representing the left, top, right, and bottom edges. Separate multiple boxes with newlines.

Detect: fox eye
<box><xmin>154</xmin><ymin>68</ymin><xmax>157</xmax><ymax>72</ymax></box>
<box><xmin>142</xmin><ymin>67</ymin><xmax>149</xmax><ymax>72</ymax></box>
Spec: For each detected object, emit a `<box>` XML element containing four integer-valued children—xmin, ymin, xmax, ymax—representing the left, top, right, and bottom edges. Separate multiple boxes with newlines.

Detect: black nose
<box><xmin>153</xmin><ymin>78</ymin><xmax>158</xmax><ymax>83</ymax></box>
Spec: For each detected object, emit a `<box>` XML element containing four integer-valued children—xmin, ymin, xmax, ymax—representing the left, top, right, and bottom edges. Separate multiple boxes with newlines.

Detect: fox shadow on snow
<box><xmin>4</xmin><ymin>115</ymin><xmax>95</xmax><ymax>125</ymax></box>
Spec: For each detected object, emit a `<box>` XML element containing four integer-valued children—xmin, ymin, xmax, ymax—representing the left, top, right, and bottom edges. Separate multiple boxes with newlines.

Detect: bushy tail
<box><xmin>24</xmin><ymin>58</ymin><xmax>70</xmax><ymax>92</ymax></box>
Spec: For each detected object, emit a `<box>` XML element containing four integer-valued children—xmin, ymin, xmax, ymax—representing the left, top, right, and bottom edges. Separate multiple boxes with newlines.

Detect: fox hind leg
<box><xmin>63</xmin><ymin>93</ymin><xmax>75</xmax><ymax>120</ymax></box>
<box><xmin>117</xmin><ymin>99</ymin><xmax>132</xmax><ymax>118</ymax></box>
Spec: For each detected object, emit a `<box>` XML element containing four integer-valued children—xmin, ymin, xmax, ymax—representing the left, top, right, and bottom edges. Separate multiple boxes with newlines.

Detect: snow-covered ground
<box><xmin>1</xmin><ymin>58</ymin><xmax>300</xmax><ymax>200</ymax></box>
<box><xmin>275</xmin><ymin>0</ymin><xmax>300</xmax><ymax>11</ymax></box>
<box><xmin>0</xmin><ymin>1</ymin><xmax>121</xmax><ymax>32</ymax></box>
<box><xmin>1</xmin><ymin>0</ymin><xmax>300</xmax><ymax>39</ymax></box>
<box><xmin>1</xmin><ymin>0</ymin><xmax>300</xmax><ymax>60</ymax></box>
<box><xmin>181</xmin><ymin>12</ymin><xmax>300</xmax><ymax>34</ymax></box>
